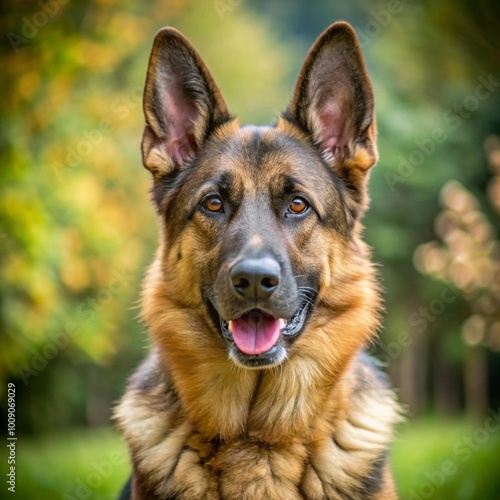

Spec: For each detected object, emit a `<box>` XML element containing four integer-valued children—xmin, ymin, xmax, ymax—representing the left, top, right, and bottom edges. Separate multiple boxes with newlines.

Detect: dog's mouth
<box><xmin>226</xmin><ymin>313</ymin><xmax>286</xmax><ymax>355</ymax></box>
<box><xmin>221</xmin><ymin>305</ymin><xmax>311</xmax><ymax>354</ymax></box>
<box><xmin>208</xmin><ymin>296</ymin><xmax>315</xmax><ymax>369</ymax></box>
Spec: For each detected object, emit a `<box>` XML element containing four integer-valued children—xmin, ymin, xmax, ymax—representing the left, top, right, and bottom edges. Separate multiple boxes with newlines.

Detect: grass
<box><xmin>15</xmin><ymin>427</ymin><xmax>130</xmax><ymax>500</ymax></box>
<box><xmin>393</xmin><ymin>417</ymin><xmax>500</xmax><ymax>499</ymax></box>
<box><xmin>12</xmin><ymin>417</ymin><xmax>500</xmax><ymax>499</ymax></box>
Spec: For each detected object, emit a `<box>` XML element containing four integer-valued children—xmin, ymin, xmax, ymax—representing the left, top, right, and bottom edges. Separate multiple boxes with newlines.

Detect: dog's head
<box><xmin>141</xmin><ymin>22</ymin><xmax>380</xmax><ymax>370</ymax></box>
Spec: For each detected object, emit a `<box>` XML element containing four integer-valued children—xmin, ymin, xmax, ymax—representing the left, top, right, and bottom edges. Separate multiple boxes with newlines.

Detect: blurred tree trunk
<box><xmin>433</xmin><ymin>344</ymin><xmax>460</xmax><ymax>415</ymax></box>
<box><xmin>87</xmin><ymin>366</ymin><xmax>113</xmax><ymax>427</ymax></box>
<box><xmin>399</xmin><ymin>325</ymin><xmax>429</xmax><ymax>416</ymax></box>
<box><xmin>464</xmin><ymin>346</ymin><xmax>488</xmax><ymax>420</ymax></box>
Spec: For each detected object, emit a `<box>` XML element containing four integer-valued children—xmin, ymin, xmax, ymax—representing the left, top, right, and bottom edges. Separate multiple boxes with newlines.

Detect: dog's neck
<box><xmin>160</xmin><ymin>344</ymin><xmax>350</xmax><ymax>444</ymax></box>
<box><xmin>115</xmin><ymin>348</ymin><xmax>400</xmax><ymax>499</ymax></box>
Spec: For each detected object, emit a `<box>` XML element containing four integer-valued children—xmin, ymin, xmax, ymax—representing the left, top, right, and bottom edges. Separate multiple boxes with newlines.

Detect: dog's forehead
<box><xmin>201</xmin><ymin>122</ymin><xmax>327</xmax><ymax>188</ymax></box>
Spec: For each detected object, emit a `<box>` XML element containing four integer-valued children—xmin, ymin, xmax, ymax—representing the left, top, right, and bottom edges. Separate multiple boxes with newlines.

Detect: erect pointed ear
<box><xmin>141</xmin><ymin>28</ymin><xmax>231</xmax><ymax>177</ymax></box>
<box><xmin>284</xmin><ymin>22</ymin><xmax>377</xmax><ymax>208</ymax></box>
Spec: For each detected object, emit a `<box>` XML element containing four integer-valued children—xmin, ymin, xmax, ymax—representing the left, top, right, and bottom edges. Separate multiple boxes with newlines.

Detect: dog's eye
<box><xmin>288</xmin><ymin>197</ymin><xmax>309</xmax><ymax>214</ymax></box>
<box><xmin>203</xmin><ymin>196</ymin><xmax>224</xmax><ymax>213</ymax></box>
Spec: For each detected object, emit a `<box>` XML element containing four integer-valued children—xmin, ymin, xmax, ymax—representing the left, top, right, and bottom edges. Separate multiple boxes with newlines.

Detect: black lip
<box><xmin>228</xmin><ymin>343</ymin><xmax>286</xmax><ymax>369</ymax></box>
<box><xmin>206</xmin><ymin>290</ymin><xmax>317</xmax><ymax>368</ymax></box>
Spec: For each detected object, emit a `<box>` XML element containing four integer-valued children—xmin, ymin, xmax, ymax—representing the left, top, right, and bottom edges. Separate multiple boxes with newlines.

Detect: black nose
<box><xmin>230</xmin><ymin>257</ymin><xmax>281</xmax><ymax>300</ymax></box>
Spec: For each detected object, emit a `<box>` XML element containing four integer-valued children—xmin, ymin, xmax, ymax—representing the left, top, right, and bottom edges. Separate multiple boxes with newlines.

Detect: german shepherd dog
<box><xmin>115</xmin><ymin>21</ymin><xmax>402</xmax><ymax>500</ymax></box>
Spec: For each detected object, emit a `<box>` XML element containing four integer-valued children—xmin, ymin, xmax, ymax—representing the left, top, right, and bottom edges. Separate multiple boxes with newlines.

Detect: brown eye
<box><xmin>289</xmin><ymin>197</ymin><xmax>309</xmax><ymax>214</ymax></box>
<box><xmin>204</xmin><ymin>196</ymin><xmax>224</xmax><ymax>213</ymax></box>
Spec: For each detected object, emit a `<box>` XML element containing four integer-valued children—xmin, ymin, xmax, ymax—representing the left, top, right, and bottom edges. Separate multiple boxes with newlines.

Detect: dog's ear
<box><xmin>284</xmin><ymin>22</ymin><xmax>377</xmax><ymax>208</ymax></box>
<box><xmin>141</xmin><ymin>28</ymin><xmax>231</xmax><ymax>177</ymax></box>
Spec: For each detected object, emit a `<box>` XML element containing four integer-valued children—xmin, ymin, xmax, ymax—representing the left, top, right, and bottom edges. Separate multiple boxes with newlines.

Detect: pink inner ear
<box><xmin>163</xmin><ymin>87</ymin><xmax>198</xmax><ymax>165</ymax></box>
<box><xmin>318</xmin><ymin>102</ymin><xmax>345</xmax><ymax>154</ymax></box>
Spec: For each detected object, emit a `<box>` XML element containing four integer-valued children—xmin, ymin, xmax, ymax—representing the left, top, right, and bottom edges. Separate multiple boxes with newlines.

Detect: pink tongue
<box><xmin>230</xmin><ymin>311</ymin><xmax>281</xmax><ymax>355</ymax></box>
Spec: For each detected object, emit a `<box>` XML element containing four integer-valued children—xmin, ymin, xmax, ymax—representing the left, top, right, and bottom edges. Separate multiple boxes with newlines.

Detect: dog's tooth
<box><xmin>228</xmin><ymin>321</ymin><xmax>233</xmax><ymax>333</ymax></box>
<box><xmin>279</xmin><ymin>319</ymin><xmax>286</xmax><ymax>330</ymax></box>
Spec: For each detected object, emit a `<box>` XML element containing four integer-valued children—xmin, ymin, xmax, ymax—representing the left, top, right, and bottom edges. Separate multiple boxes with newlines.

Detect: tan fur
<box><xmin>115</xmin><ymin>349</ymin><xmax>401</xmax><ymax>499</ymax></box>
<box><xmin>115</xmin><ymin>21</ymin><xmax>402</xmax><ymax>500</ymax></box>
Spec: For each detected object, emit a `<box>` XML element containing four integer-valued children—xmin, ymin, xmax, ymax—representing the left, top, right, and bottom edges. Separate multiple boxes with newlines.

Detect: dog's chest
<box><xmin>142</xmin><ymin>429</ymin><xmax>388</xmax><ymax>500</ymax></box>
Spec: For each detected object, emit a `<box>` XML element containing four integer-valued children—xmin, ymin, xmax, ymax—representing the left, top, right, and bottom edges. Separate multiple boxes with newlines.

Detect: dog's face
<box><xmin>141</xmin><ymin>23</ymin><xmax>378</xmax><ymax>370</ymax></box>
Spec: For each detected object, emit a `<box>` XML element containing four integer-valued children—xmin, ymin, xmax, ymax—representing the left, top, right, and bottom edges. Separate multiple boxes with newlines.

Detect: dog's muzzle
<box><xmin>207</xmin><ymin>290</ymin><xmax>317</xmax><ymax>370</ymax></box>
